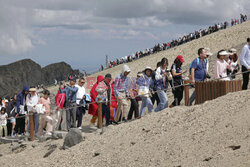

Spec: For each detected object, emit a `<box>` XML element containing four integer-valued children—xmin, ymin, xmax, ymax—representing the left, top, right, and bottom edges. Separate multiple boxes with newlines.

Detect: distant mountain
<box><xmin>0</xmin><ymin>59</ymin><xmax>80</xmax><ymax>97</ymax></box>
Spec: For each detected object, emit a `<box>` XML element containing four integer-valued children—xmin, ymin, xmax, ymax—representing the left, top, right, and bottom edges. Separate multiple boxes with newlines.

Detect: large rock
<box><xmin>63</xmin><ymin>128</ymin><xmax>83</xmax><ymax>148</ymax></box>
<box><xmin>0</xmin><ymin>59</ymin><xmax>80</xmax><ymax>97</ymax></box>
<box><xmin>42</xmin><ymin>62</ymin><xmax>80</xmax><ymax>85</ymax></box>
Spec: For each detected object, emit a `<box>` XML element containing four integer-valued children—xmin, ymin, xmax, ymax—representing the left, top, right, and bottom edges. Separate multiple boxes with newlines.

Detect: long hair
<box><xmin>229</xmin><ymin>54</ymin><xmax>238</xmax><ymax>62</ymax></box>
<box><xmin>161</xmin><ymin>58</ymin><xmax>168</xmax><ymax>67</ymax></box>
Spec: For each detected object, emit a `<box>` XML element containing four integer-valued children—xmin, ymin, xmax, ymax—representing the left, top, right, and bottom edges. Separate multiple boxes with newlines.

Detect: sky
<box><xmin>0</xmin><ymin>0</ymin><xmax>249</xmax><ymax>73</ymax></box>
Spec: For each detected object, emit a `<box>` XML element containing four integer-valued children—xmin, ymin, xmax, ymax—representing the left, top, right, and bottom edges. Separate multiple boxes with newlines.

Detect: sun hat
<box><xmin>29</xmin><ymin>88</ymin><xmax>37</xmax><ymax>92</ymax></box>
<box><xmin>205</xmin><ymin>48</ymin><xmax>213</xmax><ymax>56</ymax></box>
<box><xmin>144</xmin><ymin>66</ymin><xmax>153</xmax><ymax>72</ymax></box>
<box><xmin>228</xmin><ymin>48</ymin><xmax>237</xmax><ymax>54</ymax></box>
<box><xmin>219</xmin><ymin>50</ymin><xmax>230</xmax><ymax>56</ymax></box>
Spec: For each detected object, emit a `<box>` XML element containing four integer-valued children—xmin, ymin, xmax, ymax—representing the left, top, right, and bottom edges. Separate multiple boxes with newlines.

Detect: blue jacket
<box><xmin>136</xmin><ymin>74</ymin><xmax>153</xmax><ymax>90</ymax></box>
<box><xmin>16</xmin><ymin>86</ymin><xmax>30</xmax><ymax>113</ymax></box>
<box><xmin>60</xmin><ymin>86</ymin><xmax>78</xmax><ymax>103</ymax></box>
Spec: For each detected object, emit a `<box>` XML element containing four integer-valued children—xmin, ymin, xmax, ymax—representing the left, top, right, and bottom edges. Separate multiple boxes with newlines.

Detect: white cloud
<box><xmin>0</xmin><ymin>0</ymin><xmax>250</xmax><ymax>55</ymax></box>
<box><xmin>0</xmin><ymin>2</ymin><xmax>35</xmax><ymax>55</ymax></box>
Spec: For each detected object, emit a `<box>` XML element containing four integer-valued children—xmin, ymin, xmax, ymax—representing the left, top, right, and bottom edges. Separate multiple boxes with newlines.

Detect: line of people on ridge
<box><xmin>0</xmin><ymin>38</ymin><xmax>249</xmax><ymax>137</ymax></box>
<box><xmin>101</xmin><ymin>14</ymin><xmax>249</xmax><ymax>71</ymax></box>
<box><xmin>88</xmin><ymin>38</ymin><xmax>249</xmax><ymax>126</ymax></box>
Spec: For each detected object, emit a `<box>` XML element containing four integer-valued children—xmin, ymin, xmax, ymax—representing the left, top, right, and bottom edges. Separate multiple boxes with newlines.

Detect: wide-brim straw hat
<box><xmin>219</xmin><ymin>50</ymin><xmax>230</xmax><ymax>56</ymax></box>
<box><xmin>29</xmin><ymin>88</ymin><xmax>37</xmax><ymax>92</ymax></box>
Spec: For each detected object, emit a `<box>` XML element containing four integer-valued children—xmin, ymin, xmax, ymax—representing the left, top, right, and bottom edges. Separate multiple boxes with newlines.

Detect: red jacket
<box><xmin>88</xmin><ymin>76</ymin><xmax>104</xmax><ymax>116</ymax></box>
<box><xmin>55</xmin><ymin>89</ymin><xmax>66</xmax><ymax>109</ymax></box>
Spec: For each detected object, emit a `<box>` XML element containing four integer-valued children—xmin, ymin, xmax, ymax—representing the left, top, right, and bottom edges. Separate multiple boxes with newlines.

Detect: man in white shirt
<box><xmin>75</xmin><ymin>78</ymin><xmax>86</xmax><ymax>129</ymax></box>
<box><xmin>239</xmin><ymin>37</ymin><xmax>250</xmax><ymax>90</ymax></box>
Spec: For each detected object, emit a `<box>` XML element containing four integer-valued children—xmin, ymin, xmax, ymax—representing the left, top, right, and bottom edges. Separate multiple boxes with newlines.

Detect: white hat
<box><xmin>229</xmin><ymin>48</ymin><xmax>237</xmax><ymax>54</ymax></box>
<box><xmin>205</xmin><ymin>48</ymin><xmax>213</xmax><ymax>56</ymax></box>
<box><xmin>219</xmin><ymin>50</ymin><xmax>230</xmax><ymax>56</ymax></box>
<box><xmin>144</xmin><ymin>66</ymin><xmax>153</xmax><ymax>71</ymax></box>
<box><xmin>5</xmin><ymin>99</ymin><xmax>9</xmax><ymax>103</ymax></box>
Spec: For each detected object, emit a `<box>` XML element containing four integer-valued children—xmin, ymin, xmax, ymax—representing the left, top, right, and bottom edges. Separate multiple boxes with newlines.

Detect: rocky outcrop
<box><xmin>0</xmin><ymin>59</ymin><xmax>80</xmax><ymax>97</ymax></box>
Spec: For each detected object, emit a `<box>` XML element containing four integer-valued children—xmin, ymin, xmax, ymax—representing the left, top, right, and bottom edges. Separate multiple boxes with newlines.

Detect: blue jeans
<box><xmin>140</xmin><ymin>97</ymin><xmax>153</xmax><ymax>116</ymax></box>
<box><xmin>27</xmin><ymin>112</ymin><xmax>40</xmax><ymax>135</ymax></box>
<box><xmin>189</xmin><ymin>91</ymin><xmax>195</xmax><ymax>105</ymax></box>
<box><xmin>155</xmin><ymin>90</ymin><xmax>168</xmax><ymax>112</ymax></box>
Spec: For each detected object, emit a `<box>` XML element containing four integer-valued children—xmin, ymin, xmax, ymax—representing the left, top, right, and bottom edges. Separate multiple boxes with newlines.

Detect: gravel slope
<box><xmin>0</xmin><ymin>89</ymin><xmax>249</xmax><ymax>167</ymax></box>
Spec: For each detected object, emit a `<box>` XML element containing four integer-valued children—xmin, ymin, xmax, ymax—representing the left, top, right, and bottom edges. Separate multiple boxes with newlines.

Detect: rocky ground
<box><xmin>0</xmin><ymin>89</ymin><xmax>249</xmax><ymax>167</ymax></box>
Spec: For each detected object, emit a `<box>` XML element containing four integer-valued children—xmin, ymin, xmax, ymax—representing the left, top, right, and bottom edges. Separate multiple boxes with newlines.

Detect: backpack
<box><xmin>189</xmin><ymin>57</ymin><xmax>207</xmax><ymax>74</ymax></box>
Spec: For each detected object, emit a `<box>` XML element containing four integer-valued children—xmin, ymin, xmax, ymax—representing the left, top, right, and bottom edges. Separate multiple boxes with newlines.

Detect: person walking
<box><xmin>170</xmin><ymin>55</ymin><xmax>187</xmax><ymax>107</ymax></box>
<box><xmin>38</xmin><ymin>90</ymin><xmax>52</xmax><ymax>136</ymax></box>
<box><xmin>114</xmin><ymin>65</ymin><xmax>130</xmax><ymax>122</ymax></box>
<box><xmin>88</xmin><ymin>76</ymin><xmax>104</xmax><ymax>125</ymax></box>
<box><xmin>127</xmin><ymin>72</ymin><xmax>142</xmax><ymax>120</ymax></box>
<box><xmin>55</xmin><ymin>82</ymin><xmax>67</xmax><ymax>131</ymax></box>
<box><xmin>26</xmin><ymin>87</ymin><xmax>40</xmax><ymax>137</ymax></box>
<box><xmin>16</xmin><ymin>86</ymin><xmax>30</xmax><ymax>135</ymax></box>
<box><xmin>6</xmin><ymin>96</ymin><xmax>17</xmax><ymax>137</ymax></box>
<box><xmin>189</xmin><ymin>48</ymin><xmax>208</xmax><ymax>105</ymax></box>
<box><xmin>75</xmin><ymin>78</ymin><xmax>86</xmax><ymax>129</ymax></box>
<box><xmin>154</xmin><ymin>58</ymin><xmax>172</xmax><ymax>112</ymax></box>
<box><xmin>239</xmin><ymin>37</ymin><xmax>250</xmax><ymax>90</ymax></box>
<box><xmin>151</xmin><ymin>62</ymin><xmax>161</xmax><ymax>106</ymax></box>
<box><xmin>214</xmin><ymin>50</ymin><xmax>231</xmax><ymax>80</ymax></box>
<box><xmin>60</xmin><ymin>77</ymin><xmax>78</xmax><ymax>131</ymax></box>
<box><xmin>0</xmin><ymin>108</ymin><xmax>8</xmax><ymax>137</ymax></box>
<box><xmin>95</xmin><ymin>74</ymin><xmax>113</xmax><ymax>126</ymax></box>
<box><xmin>137</xmin><ymin>67</ymin><xmax>154</xmax><ymax>116</ymax></box>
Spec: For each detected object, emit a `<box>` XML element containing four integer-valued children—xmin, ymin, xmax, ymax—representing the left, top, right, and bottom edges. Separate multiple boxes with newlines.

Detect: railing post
<box><xmin>184</xmin><ymin>80</ymin><xmax>190</xmax><ymax>106</ymax></box>
<box><xmin>97</xmin><ymin>97</ymin><xmax>102</xmax><ymax>129</ymax></box>
<box><xmin>29</xmin><ymin>111</ymin><xmax>34</xmax><ymax>141</ymax></box>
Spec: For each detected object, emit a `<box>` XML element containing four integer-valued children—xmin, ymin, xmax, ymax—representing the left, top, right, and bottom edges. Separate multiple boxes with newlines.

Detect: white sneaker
<box><xmin>78</xmin><ymin>127</ymin><xmax>82</xmax><ymax>130</ymax></box>
<box><xmin>45</xmin><ymin>132</ymin><xmax>52</xmax><ymax>136</ymax></box>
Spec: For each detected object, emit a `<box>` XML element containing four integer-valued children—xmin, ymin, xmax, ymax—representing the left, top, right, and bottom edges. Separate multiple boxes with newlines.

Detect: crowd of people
<box><xmin>1</xmin><ymin>37</ymin><xmax>249</xmax><ymax>138</ymax></box>
<box><xmin>100</xmin><ymin>14</ymin><xmax>249</xmax><ymax>71</ymax></box>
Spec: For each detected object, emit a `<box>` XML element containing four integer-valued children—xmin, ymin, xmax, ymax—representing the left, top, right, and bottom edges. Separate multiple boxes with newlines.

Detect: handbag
<box><xmin>138</xmin><ymin>76</ymin><xmax>150</xmax><ymax>98</ymax></box>
<box><xmin>35</xmin><ymin>104</ymin><xmax>46</xmax><ymax>114</ymax></box>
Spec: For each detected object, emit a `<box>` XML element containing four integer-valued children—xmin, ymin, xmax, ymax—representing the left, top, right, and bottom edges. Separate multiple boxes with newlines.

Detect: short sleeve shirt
<box><xmin>190</xmin><ymin>58</ymin><xmax>207</xmax><ymax>81</ymax></box>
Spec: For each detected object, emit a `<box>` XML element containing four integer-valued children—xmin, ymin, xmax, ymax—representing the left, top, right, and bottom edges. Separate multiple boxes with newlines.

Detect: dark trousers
<box><xmin>66</xmin><ymin>102</ymin><xmax>77</xmax><ymax>130</ymax></box>
<box><xmin>15</xmin><ymin>114</ymin><xmax>25</xmax><ymax>134</ymax></box>
<box><xmin>102</xmin><ymin>104</ymin><xmax>110</xmax><ymax>125</ymax></box>
<box><xmin>76</xmin><ymin>106</ymin><xmax>85</xmax><ymax>128</ymax></box>
<box><xmin>7</xmin><ymin>121</ymin><xmax>12</xmax><ymax>136</ymax></box>
<box><xmin>172</xmin><ymin>86</ymin><xmax>184</xmax><ymax>106</ymax></box>
<box><xmin>127</xmin><ymin>99</ymin><xmax>139</xmax><ymax>120</ymax></box>
<box><xmin>242</xmin><ymin>65</ymin><xmax>250</xmax><ymax>90</ymax></box>
<box><xmin>151</xmin><ymin>92</ymin><xmax>160</xmax><ymax>106</ymax></box>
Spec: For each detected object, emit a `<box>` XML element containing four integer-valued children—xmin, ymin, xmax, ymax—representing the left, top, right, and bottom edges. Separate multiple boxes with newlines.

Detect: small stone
<box><xmin>93</xmin><ymin>152</ymin><xmax>100</xmax><ymax>157</ymax></box>
<box><xmin>203</xmin><ymin>157</ymin><xmax>212</xmax><ymax>161</ymax></box>
<box><xmin>43</xmin><ymin>149</ymin><xmax>56</xmax><ymax>158</ymax></box>
<box><xmin>228</xmin><ymin>145</ymin><xmax>241</xmax><ymax>150</ymax></box>
<box><xmin>32</xmin><ymin>144</ymin><xmax>36</xmax><ymax>148</ymax></box>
